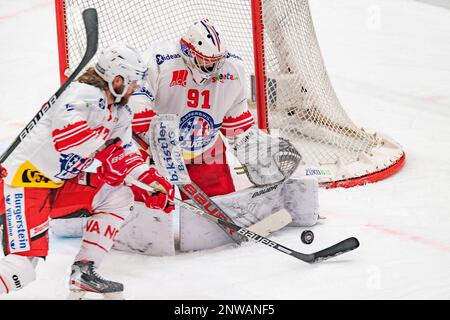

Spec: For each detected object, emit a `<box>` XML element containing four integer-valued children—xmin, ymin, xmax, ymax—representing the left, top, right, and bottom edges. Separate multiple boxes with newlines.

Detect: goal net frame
<box><xmin>54</xmin><ymin>0</ymin><xmax>405</xmax><ymax>188</ymax></box>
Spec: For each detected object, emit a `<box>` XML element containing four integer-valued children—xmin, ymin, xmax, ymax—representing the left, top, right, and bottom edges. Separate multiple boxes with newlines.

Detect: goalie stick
<box><xmin>126</xmin><ymin>177</ymin><xmax>360</xmax><ymax>264</ymax></box>
<box><xmin>134</xmin><ymin>115</ymin><xmax>300</xmax><ymax>242</ymax></box>
<box><xmin>0</xmin><ymin>8</ymin><xmax>99</xmax><ymax>164</ymax></box>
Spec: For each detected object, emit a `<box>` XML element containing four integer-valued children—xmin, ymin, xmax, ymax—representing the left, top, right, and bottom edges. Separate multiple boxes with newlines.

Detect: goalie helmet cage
<box><xmin>55</xmin><ymin>0</ymin><xmax>405</xmax><ymax>188</ymax></box>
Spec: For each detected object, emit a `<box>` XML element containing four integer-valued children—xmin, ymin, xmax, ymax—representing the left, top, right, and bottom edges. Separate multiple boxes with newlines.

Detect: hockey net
<box><xmin>55</xmin><ymin>0</ymin><xmax>405</xmax><ymax>188</ymax></box>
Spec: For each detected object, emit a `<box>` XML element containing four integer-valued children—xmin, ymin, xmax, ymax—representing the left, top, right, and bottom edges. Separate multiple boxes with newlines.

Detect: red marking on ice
<box><xmin>365</xmin><ymin>223</ymin><xmax>450</xmax><ymax>253</ymax></box>
<box><xmin>0</xmin><ymin>1</ymin><xmax>52</xmax><ymax>23</ymax></box>
<box><xmin>423</xmin><ymin>95</ymin><xmax>448</xmax><ymax>103</ymax></box>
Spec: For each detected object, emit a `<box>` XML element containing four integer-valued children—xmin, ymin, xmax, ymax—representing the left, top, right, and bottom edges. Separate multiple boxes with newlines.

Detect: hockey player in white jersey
<box><xmin>133</xmin><ymin>19</ymin><xmax>266</xmax><ymax>197</ymax></box>
<box><xmin>126</xmin><ymin>19</ymin><xmax>318</xmax><ymax>252</ymax></box>
<box><xmin>0</xmin><ymin>44</ymin><xmax>174</xmax><ymax>298</ymax></box>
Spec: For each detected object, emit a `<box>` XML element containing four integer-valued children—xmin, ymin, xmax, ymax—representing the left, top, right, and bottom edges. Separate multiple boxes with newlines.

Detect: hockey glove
<box><xmin>132</xmin><ymin>168</ymin><xmax>175</xmax><ymax>213</ymax></box>
<box><xmin>95</xmin><ymin>139</ymin><xmax>128</xmax><ymax>187</ymax></box>
<box><xmin>231</xmin><ymin>126</ymin><xmax>302</xmax><ymax>186</ymax></box>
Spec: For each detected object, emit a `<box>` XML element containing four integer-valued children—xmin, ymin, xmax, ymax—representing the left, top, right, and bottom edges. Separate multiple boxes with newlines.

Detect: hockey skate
<box><xmin>68</xmin><ymin>261</ymin><xmax>124</xmax><ymax>300</ymax></box>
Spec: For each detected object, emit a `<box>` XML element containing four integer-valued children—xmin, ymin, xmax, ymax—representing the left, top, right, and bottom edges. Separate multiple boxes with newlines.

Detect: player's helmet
<box><xmin>180</xmin><ymin>19</ymin><xmax>228</xmax><ymax>84</ymax></box>
<box><xmin>94</xmin><ymin>44</ymin><xmax>148</xmax><ymax>102</ymax></box>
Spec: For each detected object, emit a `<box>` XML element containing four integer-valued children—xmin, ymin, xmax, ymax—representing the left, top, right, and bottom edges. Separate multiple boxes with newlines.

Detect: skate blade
<box><xmin>67</xmin><ymin>290</ymin><xmax>124</xmax><ymax>300</ymax></box>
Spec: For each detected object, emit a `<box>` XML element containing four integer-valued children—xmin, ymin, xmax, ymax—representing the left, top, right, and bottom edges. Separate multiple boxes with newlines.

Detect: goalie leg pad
<box><xmin>113</xmin><ymin>201</ymin><xmax>176</xmax><ymax>256</ymax></box>
<box><xmin>283</xmin><ymin>176</ymin><xmax>319</xmax><ymax>227</ymax></box>
<box><xmin>180</xmin><ymin>181</ymin><xmax>283</xmax><ymax>251</ymax></box>
<box><xmin>179</xmin><ymin>182</ymin><xmax>285</xmax><ymax>251</ymax></box>
<box><xmin>50</xmin><ymin>215</ymin><xmax>89</xmax><ymax>238</ymax></box>
<box><xmin>179</xmin><ymin>177</ymin><xmax>319</xmax><ymax>251</ymax></box>
<box><xmin>179</xmin><ymin>203</ymin><xmax>233</xmax><ymax>251</ymax></box>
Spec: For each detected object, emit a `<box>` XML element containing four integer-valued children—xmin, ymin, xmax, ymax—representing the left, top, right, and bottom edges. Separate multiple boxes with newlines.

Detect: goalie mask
<box><xmin>94</xmin><ymin>44</ymin><xmax>148</xmax><ymax>103</ymax></box>
<box><xmin>180</xmin><ymin>19</ymin><xmax>228</xmax><ymax>85</ymax></box>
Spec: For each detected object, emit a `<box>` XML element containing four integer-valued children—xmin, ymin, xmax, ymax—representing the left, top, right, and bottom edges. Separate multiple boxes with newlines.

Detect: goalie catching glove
<box><xmin>231</xmin><ymin>126</ymin><xmax>302</xmax><ymax>186</ymax></box>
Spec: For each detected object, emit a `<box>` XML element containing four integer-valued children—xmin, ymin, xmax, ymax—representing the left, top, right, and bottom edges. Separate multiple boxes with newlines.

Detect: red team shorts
<box><xmin>0</xmin><ymin>175</ymin><xmax>102</xmax><ymax>257</ymax></box>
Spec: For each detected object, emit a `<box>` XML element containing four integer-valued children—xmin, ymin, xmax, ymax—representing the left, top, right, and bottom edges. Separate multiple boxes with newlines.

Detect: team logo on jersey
<box><xmin>179</xmin><ymin>111</ymin><xmax>221</xmax><ymax>152</ymax></box>
<box><xmin>211</xmin><ymin>72</ymin><xmax>239</xmax><ymax>83</ymax></box>
<box><xmin>156</xmin><ymin>53</ymin><xmax>181</xmax><ymax>65</ymax></box>
<box><xmin>55</xmin><ymin>153</ymin><xmax>91</xmax><ymax>181</ymax></box>
<box><xmin>11</xmin><ymin>161</ymin><xmax>64</xmax><ymax>188</ymax></box>
<box><xmin>170</xmin><ymin>70</ymin><xmax>188</xmax><ymax>87</ymax></box>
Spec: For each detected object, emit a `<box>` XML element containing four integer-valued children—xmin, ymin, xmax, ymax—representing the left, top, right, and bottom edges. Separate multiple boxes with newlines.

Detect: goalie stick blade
<box><xmin>246</xmin><ymin>209</ymin><xmax>292</xmax><ymax>237</ymax></box>
<box><xmin>217</xmin><ymin>219</ymin><xmax>359</xmax><ymax>264</ymax></box>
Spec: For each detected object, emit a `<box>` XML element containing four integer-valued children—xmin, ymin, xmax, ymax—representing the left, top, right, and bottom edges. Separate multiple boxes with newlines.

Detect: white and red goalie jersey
<box><xmin>130</xmin><ymin>40</ymin><xmax>255</xmax><ymax>162</ymax></box>
<box><xmin>2</xmin><ymin>82</ymin><xmax>143</xmax><ymax>188</ymax></box>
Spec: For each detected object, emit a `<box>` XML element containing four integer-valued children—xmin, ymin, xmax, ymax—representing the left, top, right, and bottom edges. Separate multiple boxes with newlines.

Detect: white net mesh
<box><xmin>57</xmin><ymin>0</ymin><xmax>404</xmax><ymax>185</ymax></box>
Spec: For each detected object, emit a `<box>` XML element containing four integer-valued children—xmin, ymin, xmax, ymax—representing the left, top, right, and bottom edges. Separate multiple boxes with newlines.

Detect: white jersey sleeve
<box><xmin>2</xmin><ymin>82</ymin><xmax>147</xmax><ymax>187</ymax></box>
<box><xmin>129</xmin><ymin>86</ymin><xmax>157</xmax><ymax>137</ymax></box>
<box><xmin>51</xmin><ymin>83</ymin><xmax>107</xmax><ymax>158</ymax></box>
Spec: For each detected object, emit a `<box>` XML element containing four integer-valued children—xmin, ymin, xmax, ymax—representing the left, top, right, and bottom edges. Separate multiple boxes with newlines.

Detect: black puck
<box><xmin>301</xmin><ymin>230</ymin><xmax>314</xmax><ymax>244</ymax></box>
